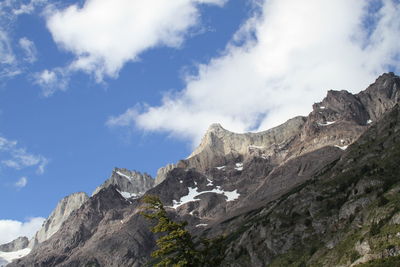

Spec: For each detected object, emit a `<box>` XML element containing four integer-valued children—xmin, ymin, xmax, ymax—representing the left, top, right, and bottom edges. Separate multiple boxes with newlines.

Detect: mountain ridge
<box><xmin>8</xmin><ymin>72</ymin><xmax>400</xmax><ymax>267</ymax></box>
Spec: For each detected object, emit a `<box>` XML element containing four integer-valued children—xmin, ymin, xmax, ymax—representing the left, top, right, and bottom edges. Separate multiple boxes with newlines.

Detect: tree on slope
<box><xmin>141</xmin><ymin>195</ymin><xmax>225</xmax><ymax>267</ymax></box>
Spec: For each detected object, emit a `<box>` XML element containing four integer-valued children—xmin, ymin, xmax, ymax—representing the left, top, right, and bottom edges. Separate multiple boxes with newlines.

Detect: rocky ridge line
<box><xmin>92</xmin><ymin>168</ymin><xmax>154</xmax><ymax>198</ymax></box>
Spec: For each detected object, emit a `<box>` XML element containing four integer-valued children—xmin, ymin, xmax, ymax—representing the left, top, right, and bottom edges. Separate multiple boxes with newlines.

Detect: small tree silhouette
<box><xmin>141</xmin><ymin>195</ymin><xmax>225</xmax><ymax>267</ymax></box>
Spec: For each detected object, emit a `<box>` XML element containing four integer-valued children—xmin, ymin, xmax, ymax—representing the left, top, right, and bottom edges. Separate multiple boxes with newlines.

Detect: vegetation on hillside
<box><xmin>141</xmin><ymin>195</ymin><xmax>225</xmax><ymax>267</ymax></box>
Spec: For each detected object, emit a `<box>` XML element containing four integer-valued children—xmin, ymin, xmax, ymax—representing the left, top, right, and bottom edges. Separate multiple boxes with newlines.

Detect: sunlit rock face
<box><xmin>93</xmin><ymin>168</ymin><xmax>154</xmax><ymax>199</ymax></box>
<box><xmin>30</xmin><ymin>192</ymin><xmax>89</xmax><ymax>247</ymax></box>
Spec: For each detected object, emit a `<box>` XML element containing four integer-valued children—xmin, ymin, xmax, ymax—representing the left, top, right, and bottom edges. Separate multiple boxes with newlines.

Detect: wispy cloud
<box><xmin>19</xmin><ymin>37</ymin><xmax>37</xmax><ymax>63</ymax></box>
<box><xmin>14</xmin><ymin>177</ymin><xmax>28</xmax><ymax>188</ymax></box>
<box><xmin>0</xmin><ymin>136</ymin><xmax>49</xmax><ymax>176</ymax></box>
<box><xmin>38</xmin><ymin>0</ymin><xmax>227</xmax><ymax>92</ymax></box>
<box><xmin>33</xmin><ymin>68</ymin><xmax>68</xmax><ymax>97</ymax></box>
<box><xmin>108</xmin><ymin>0</ymin><xmax>400</xmax><ymax>145</ymax></box>
<box><xmin>0</xmin><ymin>217</ymin><xmax>45</xmax><ymax>245</ymax></box>
<box><xmin>0</xmin><ymin>30</ymin><xmax>20</xmax><ymax>79</ymax></box>
<box><xmin>0</xmin><ymin>0</ymin><xmax>46</xmax><ymax>80</ymax></box>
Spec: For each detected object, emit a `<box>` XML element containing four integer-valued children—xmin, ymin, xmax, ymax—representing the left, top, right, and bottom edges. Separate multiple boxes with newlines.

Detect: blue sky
<box><xmin>0</xmin><ymin>0</ymin><xmax>400</xmax><ymax>244</ymax></box>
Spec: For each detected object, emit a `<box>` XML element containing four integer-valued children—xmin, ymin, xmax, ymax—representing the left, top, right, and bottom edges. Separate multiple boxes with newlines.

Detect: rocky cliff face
<box><xmin>153</xmin><ymin>73</ymin><xmax>400</xmax><ymax>186</ymax></box>
<box><xmin>12</xmin><ymin>186</ymin><xmax>154</xmax><ymax>267</ymax></box>
<box><xmin>93</xmin><ymin>168</ymin><xmax>154</xmax><ymax>198</ymax></box>
<box><xmin>0</xmin><ymin>237</ymin><xmax>31</xmax><ymax>267</ymax></box>
<box><xmin>12</xmin><ymin>73</ymin><xmax>400</xmax><ymax>267</ymax></box>
<box><xmin>155</xmin><ymin>163</ymin><xmax>176</xmax><ymax>185</ymax></box>
<box><xmin>219</xmin><ymin>104</ymin><xmax>400</xmax><ymax>266</ymax></box>
<box><xmin>30</xmin><ymin>192</ymin><xmax>89</xmax><ymax>248</ymax></box>
<box><xmin>0</xmin><ymin>237</ymin><xmax>28</xmax><ymax>253</ymax></box>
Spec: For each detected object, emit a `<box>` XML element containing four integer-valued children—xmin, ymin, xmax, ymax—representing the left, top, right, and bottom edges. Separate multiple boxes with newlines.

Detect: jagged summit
<box><xmin>207</xmin><ymin>123</ymin><xmax>226</xmax><ymax>132</ymax></box>
<box><xmin>92</xmin><ymin>167</ymin><xmax>154</xmax><ymax>199</ymax></box>
<box><xmin>154</xmin><ymin>73</ymin><xmax>400</xmax><ymax>185</ymax></box>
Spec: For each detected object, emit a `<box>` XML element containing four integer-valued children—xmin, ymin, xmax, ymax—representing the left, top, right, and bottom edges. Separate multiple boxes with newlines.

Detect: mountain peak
<box><xmin>204</xmin><ymin>123</ymin><xmax>230</xmax><ymax>137</ymax></box>
<box><xmin>207</xmin><ymin>123</ymin><xmax>225</xmax><ymax>131</ymax></box>
<box><xmin>92</xmin><ymin>167</ymin><xmax>154</xmax><ymax>199</ymax></box>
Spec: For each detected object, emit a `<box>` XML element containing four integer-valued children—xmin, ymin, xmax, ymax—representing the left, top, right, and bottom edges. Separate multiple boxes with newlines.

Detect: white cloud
<box><xmin>0</xmin><ymin>0</ymin><xmax>47</xmax><ymax>79</ymax></box>
<box><xmin>0</xmin><ymin>217</ymin><xmax>45</xmax><ymax>245</ymax></box>
<box><xmin>12</xmin><ymin>0</ymin><xmax>48</xmax><ymax>15</ymax></box>
<box><xmin>14</xmin><ymin>177</ymin><xmax>28</xmax><ymax>188</ymax></box>
<box><xmin>0</xmin><ymin>30</ymin><xmax>20</xmax><ymax>78</ymax></box>
<box><xmin>0</xmin><ymin>136</ymin><xmax>48</xmax><ymax>175</ymax></box>
<box><xmin>19</xmin><ymin>37</ymin><xmax>37</xmax><ymax>63</ymax></box>
<box><xmin>106</xmin><ymin>107</ymin><xmax>138</xmax><ymax>128</ymax></box>
<box><xmin>0</xmin><ymin>0</ymin><xmax>47</xmax><ymax>17</ymax></box>
<box><xmin>45</xmin><ymin>0</ymin><xmax>227</xmax><ymax>82</ymax></box>
<box><xmin>0</xmin><ymin>31</ymin><xmax>15</xmax><ymax>65</ymax></box>
<box><xmin>33</xmin><ymin>68</ymin><xmax>68</xmax><ymax>97</ymax></box>
<box><xmin>108</xmin><ymin>0</ymin><xmax>400</xmax><ymax>145</ymax></box>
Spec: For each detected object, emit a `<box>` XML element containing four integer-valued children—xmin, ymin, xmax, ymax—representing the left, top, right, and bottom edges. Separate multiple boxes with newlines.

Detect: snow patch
<box><xmin>0</xmin><ymin>248</ymin><xmax>31</xmax><ymax>265</ymax></box>
<box><xmin>248</xmin><ymin>145</ymin><xmax>264</xmax><ymax>149</ymax></box>
<box><xmin>172</xmin><ymin>187</ymin><xmax>199</xmax><ymax>209</ymax></box>
<box><xmin>335</xmin><ymin>145</ymin><xmax>348</xmax><ymax>150</ymax></box>
<box><xmin>223</xmin><ymin>188</ymin><xmax>240</xmax><ymax>201</ymax></box>
<box><xmin>171</xmin><ymin>186</ymin><xmax>240</xmax><ymax>209</ymax></box>
<box><xmin>318</xmin><ymin>121</ymin><xmax>336</xmax><ymax>126</ymax></box>
<box><xmin>367</xmin><ymin>119</ymin><xmax>373</xmax><ymax>124</ymax></box>
<box><xmin>215</xmin><ymin>166</ymin><xmax>225</xmax><ymax>170</ymax></box>
<box><xmin>235</xmin><ymin>162</ymin><xmax>243</xmax><ymax>171</ymax></box>
<box><xmin>196</xmin><ymin>224</ymin><xmax>208</xmax><ymax>227</ymax></box>
<box><xmin>320</xmin><ymin>106</ymin><xmax>326</xmax><ymax>109</ymax></box>
<box><xmin>179</xmin><ymin>180</ymin><xmax>183</xmax><ymax>184</ymax></box>
<box><xmin>116</xmin><ymin>171</ymin><xmax>132</xmax><ymax>181</ymax></box>
<box><xmin>117</xmin><ymin>189</ymin><xmax>139</xmax><ymax>199</ymax></box>
<box><xmin>207</xmin><ymin>178</ymin><xmax>213</xmax><ymax>186</ymax></box>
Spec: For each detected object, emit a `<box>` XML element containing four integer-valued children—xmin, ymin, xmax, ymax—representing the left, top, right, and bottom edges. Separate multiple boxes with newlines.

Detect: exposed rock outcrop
<box><xmin>12</xmin><ymin>186</ymin><xmax>154</xmax><ymax>267</ymax></box>
<box><xmin>30</xmin><ymin>192</ymin><xmax>89</xmax><ymax>248</ymax></box>
<box><xmin>93</xmin><ymin>168</ymin><xmax>154</xmax><ymax>198</ymax></box>
<box><xmin>155</xmin><ymin>163</ymin><xmax>176</xmax><ymax>185</ymax></box>
<box><xmin>0</xmin><ymin>237</ymin><xmax>29</xmax><ymax>252</ymax></box>
<box><xmin>179</xmin><ymin>72</ymin><xmax>400</xmax><ymax>175</ymax></box>
<box><xmin>182</xmin><ymin>117</ymin><xmax>306</xmax><ymax>172</ymax></box>
<box><xmin>219</xmin><ymin>104</ymin><xmax>400</xmax><ymax>266</ymax></box>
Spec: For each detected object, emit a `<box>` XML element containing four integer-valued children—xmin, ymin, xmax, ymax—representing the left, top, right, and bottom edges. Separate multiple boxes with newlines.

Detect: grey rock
<box><xmin>339</xmin><ymin>197</ymin><xmax>372</xmax><ymax>220</ymax></box>
<box><xmin>30</xmin><ymin>192</ymin><xmax>89</xmax><ymax>248</ymax></box>
<box><xmin>182</xmin><ymin>117</ymin><xmax>306</xmax><ymax>172</ymax></box>
<box><xmin>10</xmin><ymin>186</ymin><xmax>154</xmax><ymax>267</ymax></box>
<box><xmin>0</xmin><ymin>237</ymin><xmax>29</xmax><ymax>252</ymax></box>
<box><xmin>155</xmin><ymin>163</ymin><xmax>176</xmax><ymax>185</ymax></box>
<box><xmin>92</xmin><ymin>168</ymin><xmax>154</xmax><ymax>198</ymax></box>
<box><xmin>355</xmin><ymin>240</ymin><xmax>371</xmax><ymax>255</ymax></box>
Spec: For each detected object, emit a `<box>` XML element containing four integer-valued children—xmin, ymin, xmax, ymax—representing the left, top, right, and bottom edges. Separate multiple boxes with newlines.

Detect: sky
<box><xmin>0</xmin><ymin>0</ymin><xmax>400</xmax><ymax>245</ymax></box>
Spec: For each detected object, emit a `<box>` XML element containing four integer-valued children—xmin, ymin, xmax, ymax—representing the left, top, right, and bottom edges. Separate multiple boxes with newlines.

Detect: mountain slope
<box><xmin>11</xmin><ymin>73</ymin><xmax>400</xmax><ymax>267</ymax></box>
<box><xmin>218</xmin><ymin>104</ymin><xmax>400</xmax><ymax>266</ymax></box>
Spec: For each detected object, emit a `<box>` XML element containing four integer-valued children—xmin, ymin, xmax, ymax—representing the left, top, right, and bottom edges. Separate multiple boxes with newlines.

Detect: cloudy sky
<box><xmin>0</xmin><ymin>0</ymin><xmax>399</xmax><ymax>244</ymax></box>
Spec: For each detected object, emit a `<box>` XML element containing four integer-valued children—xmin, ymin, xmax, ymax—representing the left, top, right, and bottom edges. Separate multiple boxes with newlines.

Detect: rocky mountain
<box><xmin>29</xmin><ymin>192</ymin><xmax>89</xmax><ymax>248</ymax></box>
<box><xmin>93</xmin><ymin>168</ymin><xmax>154</xmax><ymax>198</ymax></box>
<box><xmin>219</xmin><ymin>103</ymin><xmax>400</xmax><ymax>266</ymax></box>
<box><xmin>0</xmin><ymin>237</ymin><xmax>30</xmax><ymax>267</ymax></box>
<box><xmin>0</xmin><ymin>238</ymin><xmax>28</xmax><ymax>253</ymax></box>
<box><xmin>10</xmin><ymin>73</ymin><xmax>400</xmax><ymax>266</ymax></box>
